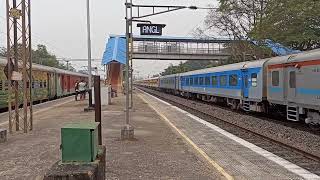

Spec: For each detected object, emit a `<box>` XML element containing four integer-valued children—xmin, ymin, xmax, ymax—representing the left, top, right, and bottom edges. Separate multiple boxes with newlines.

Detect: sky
<box><xmin>0</xmin><ymin>0</ymin><xmax>218</xmax><ymax>78</ymax></box>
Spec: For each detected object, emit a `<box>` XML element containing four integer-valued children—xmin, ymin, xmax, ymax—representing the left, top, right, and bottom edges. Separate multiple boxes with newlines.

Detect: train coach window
<box><xmin>289</xmin><ymin>71</ymin><xmax>296</xmax><ymax>88</ymax></box>
<box><xmin>194</xmin><ymin>77</ymin><xmax>199</xmax><ymax>85</ymax></box>
<box><xmin>0</xmin><ymin>81</ymin><xmax>2</xmax><ymax>91</ymax></box>
<box><xmin>205</xmin><ymin>77</ymin><xmax>210</xmax><ymax>85</ymax></box>
<box><xmin>186</xmin><ymin>78</ymin><xmax>189</xmax><ymax>86</ymax></box>
<box><xmin>251</xmin><ymin>73</ymin><xmax>257</xmax><ymax>87</ymax></box>
<box><xmin>44</xmin><ymin>81</ymin><xmax>47</xmax><ymax>88</ymax></box>
<box><xmin>212</xmin><ymin>76</ymin><xmax>218</xmax><ymax>86</ymax></box>
<box><xmin>199</xmin><ymin>77</ymin><xmax>204</xmax><ymax>85</ymax></box>
<box><xmin>272</xmin><ymin>71</ymin><xmax>279</xmax><ymax>86</ymax></box>
<box><xmin>220</xmin><ymin>75</ymin><xmax>227</xmax><ymax>86</ymax></box>
<box><xmin>190</xmin><ymin>78</ymin><xmax>193</xmax><ymax>85</ymax></box>
<box><xmin>229</xmin><ymin>74</ymin><xmax>238</xmax><ymax>86</ymax></box>
<box><xmin>40</xmin><ymin>81</ymin><xmax>43</xmax><ymax>88</ymax></box>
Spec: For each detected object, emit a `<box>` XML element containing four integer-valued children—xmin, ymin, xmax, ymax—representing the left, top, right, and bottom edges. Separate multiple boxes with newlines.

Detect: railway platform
<box><xmin>135</xmin><ymin>89</ymin><xmax>320</xmax><ymax>180</ymax></box>
<box><xmin>0</xmin><ymin>86</ymin><xmax>319</xmax><ymax>179</ymax></box>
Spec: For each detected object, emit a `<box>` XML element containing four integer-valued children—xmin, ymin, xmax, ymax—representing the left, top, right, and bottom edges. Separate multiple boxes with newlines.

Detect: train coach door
<box><xmin>242</xmin><ymin>70</ymin><xmax>249</xmax><ymax>98</ymax></box>
<box><xmin>175</xmin><ymin>76</ymin><xmax>179</xmax><ymax>90</ymax></box>
<box><xmin>286</xmin><ymin>67</ymin><xmax>296</xmax><ymax>102</ymax></box>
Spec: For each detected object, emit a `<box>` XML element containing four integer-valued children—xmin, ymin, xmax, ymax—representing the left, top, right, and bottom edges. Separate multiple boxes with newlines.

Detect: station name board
<box><xmin>137</xmin><ymin>24</ymin><xmax>166</xmax><ymax>36</ymax></box>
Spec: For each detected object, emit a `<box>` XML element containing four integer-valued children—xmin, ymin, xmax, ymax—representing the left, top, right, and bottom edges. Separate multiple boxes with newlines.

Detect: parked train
<box><xmin>0</xmin><ymin>57</ymin><xmax>88</xmax><ymax>109</ymax></box>
<box><xmin>136</xmin><ymin>49</ymin><xmax>320</xmax><ymax>126</ymax></box>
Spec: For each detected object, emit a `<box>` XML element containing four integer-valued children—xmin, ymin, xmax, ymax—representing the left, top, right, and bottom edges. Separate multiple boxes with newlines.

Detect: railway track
<box><xmin>137</xmin><ymin>86</ymin><xmax>320</xmax><ymax>175</ymax></box>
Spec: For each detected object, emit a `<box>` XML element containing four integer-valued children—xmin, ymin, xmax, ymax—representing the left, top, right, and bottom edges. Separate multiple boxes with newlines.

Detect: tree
<box><xmin>205</xmin><ymin>0</ymin><xmax>269</xmax><ymax>40</ymax></box>
<box><xmin>205</xmin><ymin>0</ymin><xmax>320</xmax><ymax>51</ymax></box>
<box><xmin>251</xmin><ymin>0</ymin><xmax>320</xmax><ymax>50</ymax></box>
<box><xmin>32</xmin><ymin>44</ymin><xmax>59</xmax><ymax>67</ymax></box>
<box><xmin>200</xmin><ymin>0</ymin><xmax>272</xmax><ymax>62</ymax></box>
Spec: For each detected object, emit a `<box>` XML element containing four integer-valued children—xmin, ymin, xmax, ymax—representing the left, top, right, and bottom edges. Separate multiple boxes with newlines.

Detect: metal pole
<box><xmin>129</xmin><ymin>1</ymin><xmax>133</xmax><ymax>109</ymax></box>
<box><xmin>28</xmin><ymin>0</ymin><xmax>33</xmax><ymax>131</ymax></box>
<box><xmin>13</xmin><ymin>0</ymin><xmax>19</xmax><ymax>131</ymax></box>
<box><xmin>22</xmin><ymin>0</ymin><xmax>28</xmax><ymax>133</ymax></box>
<box><xmin>120</xmin><ymin>0</ymin><xmax>134</xmax><ymax>140</ymax></box>
<box><xmin>125</xmin><ymin>1</ymin><xmax>130</xmax><ymax>125</ymax></box>
<box><xmin>86</xmin><ymin>0</ymin><xmax>93</xmax><ymax>106</ymax></box>
<box><xmin>130</xmin><ymin>62</ymin><xmax>133</xmax><ymax>108</ymax></box>
<box><xmin>94</xmin><ymin>75</ymin><xmax>102</xmax><ymax>145</ymax></box>
<box><xmin>6</xmin><ymin>0</ymin><xmax>13</xmax><ymax>133</ymax></box>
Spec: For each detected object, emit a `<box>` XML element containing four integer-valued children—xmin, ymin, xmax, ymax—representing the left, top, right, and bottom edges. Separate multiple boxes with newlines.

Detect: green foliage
<box><xmin>32</xmin><ymin>44</ymin><xmax>59</xmax><ymax>67</ymax></box>
<box><xmin>251</xmin><ymin>0</ymin><xmax>320</xmax><ymax>50</ymax></box>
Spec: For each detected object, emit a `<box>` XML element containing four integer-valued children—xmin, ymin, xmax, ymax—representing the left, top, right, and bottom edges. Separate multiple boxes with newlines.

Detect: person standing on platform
<box><xmin>74</xmin><ymin>80</ymin><xmax>80</xmax><ymax>101</ymax></box>
<box><xmin>84</xmin><ymin>81</ymin><xmax>88</xmax><ymax>99</ymax></box>
<box><xmin>78</xmin><ymin>79</ymin><xmax>86</xmax><ymax>100</ymax></box>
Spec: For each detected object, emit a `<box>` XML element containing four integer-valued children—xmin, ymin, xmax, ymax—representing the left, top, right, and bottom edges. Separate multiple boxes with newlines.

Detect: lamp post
<box><xmin>86</xmin><ymin>0</ymin><xmax>93</xmax><ymax>107</ymax></box>
<box><xmin>120</xmin><ymin>0</ymin><xmax>134</xmax><ymax>140</ymax></box>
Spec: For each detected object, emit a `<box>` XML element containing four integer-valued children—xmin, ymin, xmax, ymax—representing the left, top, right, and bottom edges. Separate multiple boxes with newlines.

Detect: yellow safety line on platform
<box><xmin>0</xmin><ymin>99</ymin><xmax>74</xmax><ymax>127</ymax></box>
<box><xmin>138</xmin><ymin>93</ymin><xmax>234</xmax><ymax>180</ymax></box>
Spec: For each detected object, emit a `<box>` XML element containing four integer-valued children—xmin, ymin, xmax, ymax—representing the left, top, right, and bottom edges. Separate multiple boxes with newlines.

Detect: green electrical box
<box><xmin>61</xmin><ymin>122</ymin><xmax>100</xmax><ymax>163</ymax></box>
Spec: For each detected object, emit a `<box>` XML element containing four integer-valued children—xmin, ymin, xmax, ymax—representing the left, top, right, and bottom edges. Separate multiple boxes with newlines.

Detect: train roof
<box><xmin>0</xmin><ymin>57</ymin><xmax>56</xmax><ymax>72</ymax></box>
<box><xmin>0</xmin><ymin>57</ymin><xmax>88</xmax><ymax>77</ymax></box>
<box><xmin>136</xmin><ymin>77</ymin><xmax>159</xmax><ymax>81</ymax></box>
<box><xmin>54</xmin><ymin>68</ymin><xmax>88</xmax><ymax>77</ymax></box>
<box><xmin>179</xmin><ymin>61</ymin><xmax>247</xmax><ymax>76</ymax></box>
<box><xmin>266</xmin><ymin>48</ymin><xmax>320</xmax><ymax>65</ymax></box>
<box><xmin>160</xmin><ymin>74</ymin><xmax>179</xmax><ymax>79</ymax></box>
<box><xmin>243</xmin><ymin>59</ymin><xmax>270</xmax><ymax>69</ymax></box>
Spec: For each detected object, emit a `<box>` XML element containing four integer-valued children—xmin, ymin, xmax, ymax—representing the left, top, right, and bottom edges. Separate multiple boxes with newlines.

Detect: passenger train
<box><xmin>136</xmin><ymin>49</ymin><xmax>320</xmax><ymax>126</ymax></box>
<box><xmin>0</xmin><ymin>57</ymin><xmax>88</xmax><ymax>109</ymax></box>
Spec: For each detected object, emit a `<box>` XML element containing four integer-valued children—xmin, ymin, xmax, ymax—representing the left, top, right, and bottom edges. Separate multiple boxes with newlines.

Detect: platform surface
<box><xmin>136</xmin><ymin>90</ymin><xmax>320</xmax><ymax>180</ymax></box>
<box><xmin>102</xmin><ymin>90</ymin><xmax>223</xmax><ymax>179</ymax></box>
<box><xmin>0</xmin><ymin>96</ymin><xmax>95</xmax><ymax>180</ymax></box>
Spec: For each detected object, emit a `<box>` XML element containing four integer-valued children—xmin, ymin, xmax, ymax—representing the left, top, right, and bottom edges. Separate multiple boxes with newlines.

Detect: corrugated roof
<box><xmin>102</xmin><ymin>36</ymin><xmax>126</xmax><ymax>65</ymax></box>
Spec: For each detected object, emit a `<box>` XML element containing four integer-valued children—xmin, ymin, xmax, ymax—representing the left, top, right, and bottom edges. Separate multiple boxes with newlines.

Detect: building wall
<box><xmin>105</xmin><ymin>62</ymin><xmax>123</xmax><ymax>93</ymax></box>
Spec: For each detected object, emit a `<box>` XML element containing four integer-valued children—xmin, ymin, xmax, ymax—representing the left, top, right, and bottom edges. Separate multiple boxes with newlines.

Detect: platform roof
<box><xmin>102</xmin><ymin>36</ymin><xmax>126</xmax><ymax>65</ymax></box>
